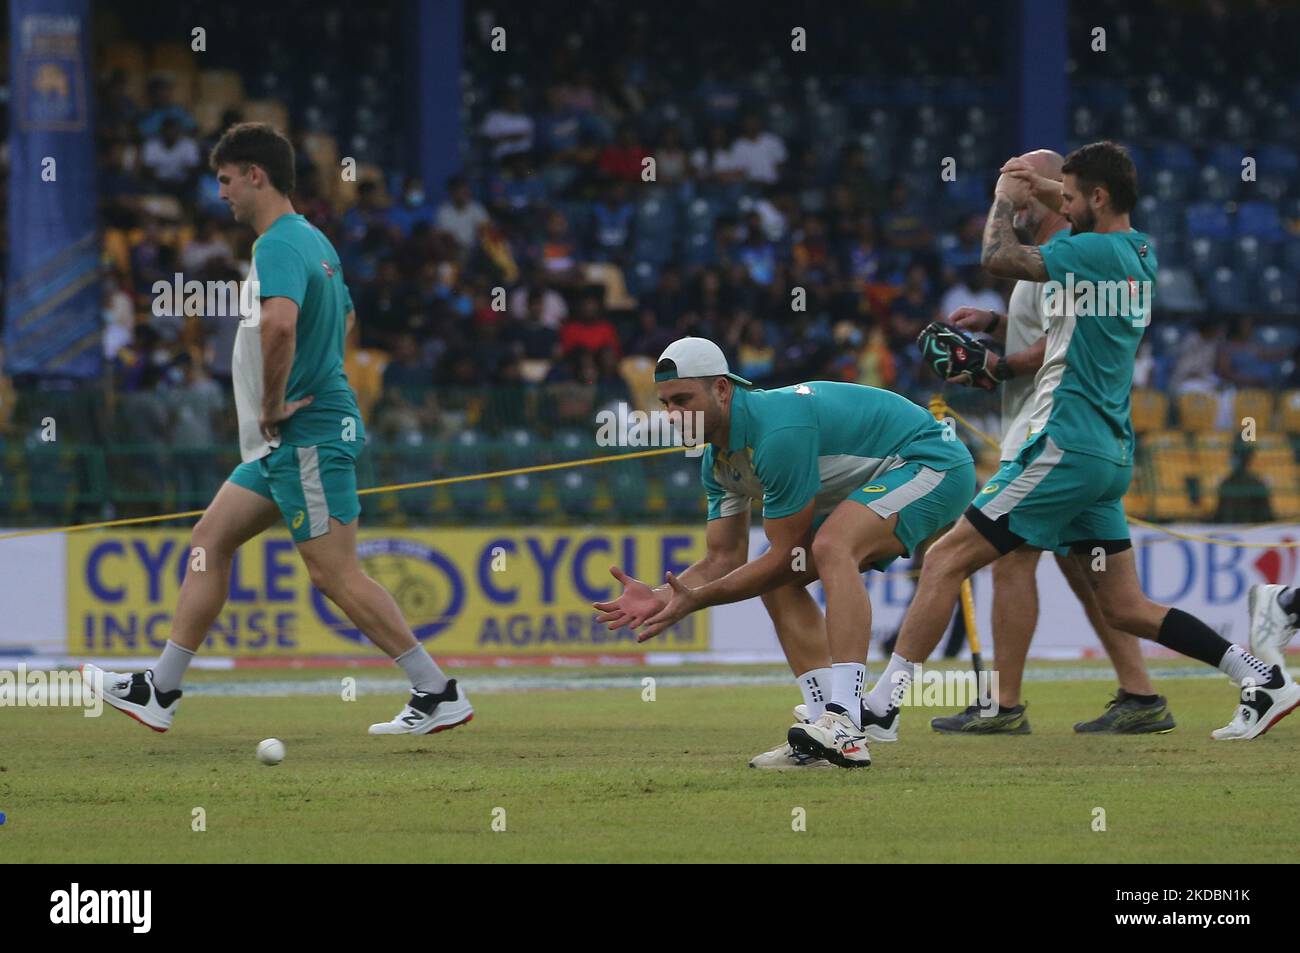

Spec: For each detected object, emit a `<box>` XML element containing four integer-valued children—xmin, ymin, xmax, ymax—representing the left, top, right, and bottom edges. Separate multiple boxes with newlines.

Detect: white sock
<box><xmin>832</xmin><ymin>662</ymin><xmax>867</xmax><ymax>728</ymax></box>
<box><xmin>396</xmin><ymin>645</ymin><xmax>449</xmax><ymax>694</ymax></box>
<box><xmin>865</xmin><ymin>653</ymin><xmax>915</xmax><ymax>716</ymax></box>
<box><xmin>1219</xmin><ymin>644</ymin><xmax>1278</xmax><ymax>687</ymax></box>
<box><xmin>796</xmin><ymin>667</ymin><xmax>833</xmax><ymax>721</ymax></box>
<box><xmin>152</xmin><ymin>640</ymin><xmax>195</xmax><ymax>693</ymax></box>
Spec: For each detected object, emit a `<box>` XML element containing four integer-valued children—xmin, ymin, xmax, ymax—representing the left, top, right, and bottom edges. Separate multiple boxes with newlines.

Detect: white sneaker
<box><xmin>787</xmin><ymin>706</ymin><xmax>872</xmax><ymax>768</ymax></box>
<box><xmin>81</xmin><ymin>664</ymin><xmax>181</xmax><ymax>732</ymax></box>
<box><xmin>794</xmin><ymin>702</ymin><xmax>898</xmax><ymax>741</ymax></box>
<box><xmin>749</xmin><ymin>742</ymin><xmax>831</xmax><ymax>769</ymax></box>
<box><xmin>1211</xmin><ymin>667</ymin><xmax>1300</xmax><ymax>740</ymax></box>
<box><xmin>1247</xmin><ymin>584</ymin><xmax>1298</xmax><ymax>670</ymax></box>
<box><xmin>369</xmin><ymin>678</ymin><xmax>474</xmax><ymax>735</ymax></box>
<box><xmin>860</xmin><ymin>703</ymin><xmax>900</xmax><ymax>742</ymax></box>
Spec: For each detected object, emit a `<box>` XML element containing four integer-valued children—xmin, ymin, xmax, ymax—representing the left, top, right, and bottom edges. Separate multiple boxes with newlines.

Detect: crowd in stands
<box><xmin>1</xmin><ymin>0</ymin><xmax>1299</xmax><ymax>523</ymax></box>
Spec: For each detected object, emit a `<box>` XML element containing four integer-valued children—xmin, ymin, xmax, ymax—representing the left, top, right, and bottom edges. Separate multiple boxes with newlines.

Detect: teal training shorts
<box><xmin>969</xmin><ymin>433</ymin><xmax>1131</xmax><ymax>555</ymax></box>
<box><xmin>815</xmin><ymin>460</ymin><xmax>976</xmax><ymax>571</ymax></box>
<box><xmin>228</xmin><ymin>441</ymin><xmax>362</xmax><ymax>543</ymax></box>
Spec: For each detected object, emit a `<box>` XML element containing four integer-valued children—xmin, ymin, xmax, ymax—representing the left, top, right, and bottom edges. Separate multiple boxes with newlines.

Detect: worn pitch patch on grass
<box><xmin>1</xmin><ymin>666</ymin><xmax>1295</xmax><ymax>863</ymax></box>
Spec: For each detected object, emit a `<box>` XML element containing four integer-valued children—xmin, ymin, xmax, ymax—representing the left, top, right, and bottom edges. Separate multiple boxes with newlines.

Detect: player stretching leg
<box><xmin>594</xmin><ymin>337</ymin><xmax>975</xmax><ymax>768</ymax></box>
<box><xmin>83</xmin><ymin>123</ymin><xmax>472</xmax><ymax>736</ymax></box>
<box><xmin>926</xmin><ymin>149</ymin><xmax>1175</xmax><ymax>735</ymax></box>
<box><xmin>864</xmin><ymin>141</ymin><xmax>1298</xmax><ymax>741</ymax></box>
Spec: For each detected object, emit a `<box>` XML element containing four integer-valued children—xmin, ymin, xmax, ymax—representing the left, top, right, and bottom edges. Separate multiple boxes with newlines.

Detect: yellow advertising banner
<box><xmin>66</xmin><ymin>528</ymin><xmax>708</xmax><ymax>656</ymax></box>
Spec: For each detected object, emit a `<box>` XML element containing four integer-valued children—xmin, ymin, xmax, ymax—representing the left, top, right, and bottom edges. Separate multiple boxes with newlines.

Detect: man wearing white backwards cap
<box><xmin>593</xmin><ymin>336</ymin><xmax>976</xmax><ymax>768</ymax></box>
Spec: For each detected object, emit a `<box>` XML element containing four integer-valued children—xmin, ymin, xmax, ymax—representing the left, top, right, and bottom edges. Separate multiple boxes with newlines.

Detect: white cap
<box><xmin>654</xmin><ymin>337</ymin><xmax>752</xmax><ymax>386</ymax></box>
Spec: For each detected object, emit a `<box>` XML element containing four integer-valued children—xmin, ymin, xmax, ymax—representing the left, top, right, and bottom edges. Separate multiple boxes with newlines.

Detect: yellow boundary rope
<box><xmin>0</xmin><ymin>445</ymin><xmax>688</xmax><ymax>542</ymax></box>
<box><xmin>4</xmin><ymin>396</ymin><xmax>1299</xmax><ymax>550</ymax></box>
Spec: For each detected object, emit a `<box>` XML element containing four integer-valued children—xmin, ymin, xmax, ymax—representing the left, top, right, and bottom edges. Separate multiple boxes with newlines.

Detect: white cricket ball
<box><xmin>256</xmin><ymin>738</ymin><xmax>285</xmax><ymax>765</ymax></box>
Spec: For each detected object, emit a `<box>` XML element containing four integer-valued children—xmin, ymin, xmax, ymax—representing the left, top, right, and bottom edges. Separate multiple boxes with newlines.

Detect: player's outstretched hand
<box><xmin>592</xmin><ymin>566</ymin><xmax>666</xmax><ymax>631</ymax></box>
<box><xmin>637</xmin><ymin>571</ymin><xmax>701</xmax><ymax>642</ymax></box>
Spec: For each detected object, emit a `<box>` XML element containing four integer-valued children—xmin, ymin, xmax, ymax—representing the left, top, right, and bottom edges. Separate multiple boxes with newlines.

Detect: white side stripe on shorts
<box><xmin>297</xmin><ymin>446</ymin><xmax>331</xmax><ymax>538</ymax></box>
<box><xmin>865</xmin><ymin>465</ymin><xmax>945</xmax><ymax>519</ymax></box>
<box><xmin>981</xmin><ymin>437</ymin><xmax>1065</xmax><ymax>520</ymax></box>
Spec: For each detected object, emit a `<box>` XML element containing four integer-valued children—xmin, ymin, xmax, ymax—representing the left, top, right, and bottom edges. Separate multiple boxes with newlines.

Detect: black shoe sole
<box><xmin>931</xmin><ymin>721</ymin><xmax>1031</xmax><ymax>735</ymax></box>
<box><xmin>1074</xmin><ymin>720</ymin><xmax>1177</xmax><ymax>734</ymax></box>
<box><xmin>786</xmin><ymin>725</ymin><xmax>870</xmax><ymax>769</ymax></box>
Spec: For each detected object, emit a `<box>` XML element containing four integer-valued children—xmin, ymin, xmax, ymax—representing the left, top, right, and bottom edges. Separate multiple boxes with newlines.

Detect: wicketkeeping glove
<box><xmin>916</xmin><ymin>321</ymin><xmax>1003</xmax><ymax>389</ymax></box>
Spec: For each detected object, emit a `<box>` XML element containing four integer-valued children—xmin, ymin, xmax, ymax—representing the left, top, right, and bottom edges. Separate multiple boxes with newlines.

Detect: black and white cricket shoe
<box><xmin>1212</xmin><ymin>665</ymin><xmax>1300</xmax><ymax>741</ymax></box>
<box><xmin>794</xmin><ymin>702</ymin><xmax>899</xmax><ymax>742</ymax></box>
<box><xmin>81</xmin><ymin>664</ymin><xmax>182</xmax><ymax>732</ymax></box>
<box><xmin>369</xmin><ymin>679</ymin><xmax>474</xmax><ymax>735</ymax></box>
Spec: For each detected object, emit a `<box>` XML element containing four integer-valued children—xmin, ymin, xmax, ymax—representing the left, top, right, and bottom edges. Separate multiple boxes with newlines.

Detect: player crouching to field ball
<box><xmin>593</xmin><ymin>337</ymin><xmax>976</xmax><ymax>768</ymax></box>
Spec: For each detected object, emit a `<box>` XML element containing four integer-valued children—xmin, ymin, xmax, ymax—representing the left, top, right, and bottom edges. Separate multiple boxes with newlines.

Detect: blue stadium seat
<box><xmin>1236</xmin><ymin>201</ymin><xmax>1288</xmax><ymax>241</ymax></box>
<box><xmin>1197</xmin><ymin>167</ymin><xmax>1236</xmax><ymax>203</ymax></box>
<box><xmin>1204</xmin><ymin>142</ymin><xmax>1247</xmax><ymax>175</ymax></box>
<box><xmin>1257</xmin><ymin>143</ymin><xmax>1300</xmax><ymax>177</ymax></box>
<box><xmin>682</xmin><ymin>231</ymin><xmax>717</xmax><ymax>267</ymax></box>
<box><xmin>1282</xmin><ymin>241</ymin><xmax>1300</xmax><ymax>274</ymax></box>
<box><xmin>1155</xmin><ymin>267</ymin><xmax>1206</xmax><ymax>313</ymax></box>
<box><xmin>1260</xmin><ymin>266</ymin><xmax>1300</xmax><ymax>315</ymax></box>
<box><xmin>1135</xmin><ymin>195</ymin><xmax>1181</xmax><ymax>238</ymax></box>
<box><xmin>1150</xmin><ymin>142</ymin><xmax>1198</xmax><ymax>173</ymax></box>
<box><xmin>1207</xmin><ymin>266</ymin><xmax>1254</xmax><ymax>313</ymax></box>
<box><xmin>1188</xmin><ymin>236</ymin><xmax>1233</xmax><ymax>274</ymax></box>
<box><xmin>1233</xmin><ymin>235</ymin><xmax>1276</xmax><ymax>275</ymax></box>
<box><xmin>1151</xmin><ymin>168</ymin><xmax>1193</xmax><ymax>203</ymax></box>
<box><xmin>628</xmin><ymin>261</ymin><xmax>660</xmax><ymax>297</ymax></box>
<box><xmin>1184</xmin><ymin>202</ymin><xmax>1233</xmax><ymax>239</ymax></box>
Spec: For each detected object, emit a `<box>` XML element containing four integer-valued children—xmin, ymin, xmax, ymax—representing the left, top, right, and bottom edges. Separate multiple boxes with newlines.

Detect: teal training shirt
<box><xmin>700</xmin><ymin>381</ymin><xmax>973</xmax><ymax>521</ymax></box>
<box><xmin>1030</xmin><ymin>228</ymin><xmax>1157</xmax><ymax>466</ymax></box>
<box><xmin>232</xmin><ymin>213</ymin><xmax>365</xmax><ymax>461</ymax></box>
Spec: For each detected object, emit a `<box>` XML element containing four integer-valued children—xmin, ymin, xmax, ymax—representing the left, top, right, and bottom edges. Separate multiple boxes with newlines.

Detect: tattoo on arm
<box><xmin>981</xmin><ymin>197</ymin><xmax>1050</xmax><ymax>281</ymax></box>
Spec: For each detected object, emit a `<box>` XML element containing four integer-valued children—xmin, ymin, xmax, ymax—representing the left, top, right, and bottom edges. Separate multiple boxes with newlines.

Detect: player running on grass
<box><xmin>862</xmin><ymin>140</ymin><xmax>1299</xmax><ymax>741</ymax></box>
<box><xmin>83</xmin><ymin>123</ymin><xmax>472</xmax><ymax>736</ymax></box>
<box><xmin>593</xmin><ymin>337</ymin><xmax>976</xmax><ymax>768</ymax></box>
<box><xmin>924</xmin><ymin>148</ymin><xmax>1176</xmax><ymax>736</ymax></box>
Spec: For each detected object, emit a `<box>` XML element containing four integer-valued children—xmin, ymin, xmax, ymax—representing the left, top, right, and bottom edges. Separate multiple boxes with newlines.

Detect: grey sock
<box><xmin>152</xmin><ymin>640</ymin><xmax>196</xmax><ymax>693</ymax></box>
<box><xmin>395</xmin><ymin>645</ymin><xmax>448</xmax><ymax>694</ymax></box>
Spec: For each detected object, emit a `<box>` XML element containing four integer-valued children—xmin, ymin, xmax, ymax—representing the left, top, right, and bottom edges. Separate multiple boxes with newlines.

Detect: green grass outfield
<box><xmin>2</xmin><ymin>660</ymin><xmax>1297</xmax><ymax>863</ymax></box>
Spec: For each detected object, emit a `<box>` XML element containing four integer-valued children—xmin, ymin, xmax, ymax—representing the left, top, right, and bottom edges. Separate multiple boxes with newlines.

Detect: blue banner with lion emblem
<box><xmin>4</xmin><ymin>0</ymin><xmax>99</xmax><ymax>378</ymax></box>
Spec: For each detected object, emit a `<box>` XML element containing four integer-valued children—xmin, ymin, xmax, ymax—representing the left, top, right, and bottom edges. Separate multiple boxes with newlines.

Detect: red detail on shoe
<box><xmin>426</xmin><ymin>712</ymin><xmax>473</xmax><ymax>735</ymax></box>
<box><xmin>82</xmin><ymin>665</ymin><xmax>168</xmax><ymax>733</ymax></box>
<box><xmin>1258</xmin><ymin>698</ymin><xmax>1300</xmax><ymax>738</ymax></box>
<box><xmin>844</xmin><ymin>745</ymin><xmax>861</xmax><ymax>754</ymax></box>
<box><xmin>105</xmin><ymin>700</ymin><xmax>168</xmax><ymax>733</ymax></box>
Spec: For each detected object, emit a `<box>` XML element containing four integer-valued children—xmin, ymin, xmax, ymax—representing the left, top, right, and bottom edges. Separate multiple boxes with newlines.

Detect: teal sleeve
<box><xmin>700</xmin><ymin>454</ymin><xmax>726</xmax><ymax>521</ymax></box>
<box><xmin>1039</xmin><ymin>231</ymin><xmax>1114</xmax><ymax>286</ymax></box>
<box><xmin>343</xmin><ymin>282</ymin><xmax>354</xmax><ymax>315</ymax></box>
<box><xmin>754</xmin><ymin>427</ymin><xmax>820</xmax><ymax>519</ymax></box>
<box><xmin>253</xmin><ymin>239</ymin><xmax>309</xmax><ymax>307</ymax></box>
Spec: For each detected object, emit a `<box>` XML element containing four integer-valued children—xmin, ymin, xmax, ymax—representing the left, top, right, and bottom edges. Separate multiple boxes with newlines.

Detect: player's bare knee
<box><xmin>189</xmin><ymin>522</ymin><xmax>233</xmax><ymax>561</ymax></box>
<box><xmin>810</xmin><ymin>530</ymin><xmax>852</xmax><ymax>569</ymax></box>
